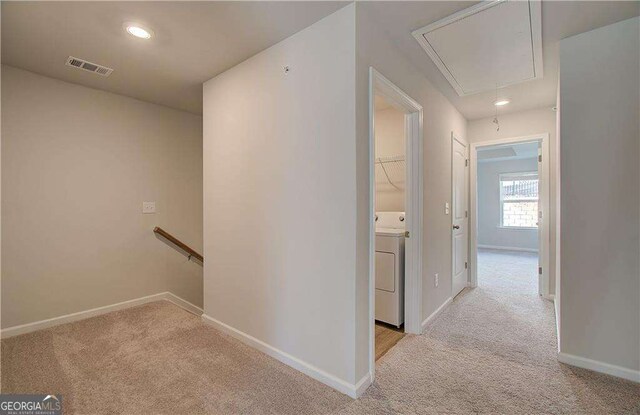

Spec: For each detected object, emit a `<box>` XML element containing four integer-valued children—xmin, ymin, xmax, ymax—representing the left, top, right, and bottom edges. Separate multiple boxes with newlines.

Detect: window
<box><xmin>499</xmin><ymin>172</ymin><xmax>538</xmax><ymax>228</ymax></box>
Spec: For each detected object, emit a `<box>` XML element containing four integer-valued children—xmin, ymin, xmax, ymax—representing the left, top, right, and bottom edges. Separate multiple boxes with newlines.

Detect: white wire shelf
<box><xmin>375</xmin><ymin>155</ymin><xmax>405</xmax><ymax>190</ymax></box>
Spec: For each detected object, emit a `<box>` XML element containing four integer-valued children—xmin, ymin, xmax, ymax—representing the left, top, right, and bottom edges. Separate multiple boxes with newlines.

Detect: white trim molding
<box><xmin>368</xmin><ymin>67</ymin><xmax>424</xmax><ymax>386</ymax></box>
<box><xmin>558</xmin><ymin>352</ymin><xmax>640</xmax><ymax>383</ymax></box>
<box><xmin>478</xmin><ymin>244</ymin><xmax>538</xmax><ymax>253</ymax></box>
<box><xmin>470</xmin><ymin>133</ymin><xmax>550</xmax><ymax>297</ymax></box>
<box><xmin>355</xmin><ymin>371</ymin><xmax>373</xmax><ymax>398</ymax></box>
<box><xmin>164</xmin><ymin>292</ymin><xmax>203</xmax><ymax>316</ymax></box>
<box><xmin>202</xmin><ymin>313</ymin><xmax>369</xmax><ymax>398</ymax></box>
<box><xmin>421</xmin><ymin>297</ymin><xmax>453</xmax><ymax>332</ymax></box>
<box><xmin>1</xmin><ymin>292</ymin><xmax>202</xmax><ymax>338</ymax></box>
<box><xmin>554</xmin><ymin>296</ymin><xmax>561</xmax><ymax>353</ymax></box>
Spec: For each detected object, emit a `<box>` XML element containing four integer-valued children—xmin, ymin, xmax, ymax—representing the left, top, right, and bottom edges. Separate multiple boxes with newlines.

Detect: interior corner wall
<box><xmin>1</xmin><ymin>65</ymin><xmax>203</xmax><ymax>328</ymax></box>
<box><xmin>0</xmin><ymin>56</ymin><xmax>2</xmax><ymax>344</ymax></box>
<box><xmin>202</xmin><ymin>4</ymin><xmax>357</xmax><ymax>388</ymax></box>
<box><xmin>355</xmin><ymin>3</ymin><xmax>468</xmax><ymax>381</ymax></box>
<box><xmin>468</xmin><ymin>108</ymin><xmax>557</xmax><ymax>294</ymax></box>
<box><xmin>559</xmin><ymin>17</ymin><xmax>639</xmax><ymax>374</ymax></box>
<box><xmin>477</xmin><ymin>157</ymin><xmax>538</xmax><ymax>251</ymax></box>
<box><xmin>375</xmin><ymin>106</ymin><xmax>405</xmax><ymax>212</ymax></box>
<box><xmin>554</xmin><ymin>78</ymin><xmax>561</xmax><ymax>351</ymax></box>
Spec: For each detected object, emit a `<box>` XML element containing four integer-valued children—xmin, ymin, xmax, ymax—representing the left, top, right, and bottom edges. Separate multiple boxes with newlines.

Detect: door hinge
<box><xmin>465</xmin><ymin>210</ymin><xmax>468</xmax><ymax>218</ymax></box>
<box><xmin>465</xmin><ymin>159</ymin><xmax>469</xmax><ymax>167</ymax></box>
<box><xmin>538</xmin><ymin>155</ymin><xmax>542</xmax><ymax>162</ymax></box>
<box><xmin>539</xmin><ymin>211</ymin><xmax>543</xmax><ymax>219</ymax></box>
<box><xmin>539</xmin><ymin>266</ymin><xmax>543</xmax><ymax>275</ymax></box>
<box><xmin>465</xmin><ymin>261</ymin><xmax>468</xmax><ymax>269</ymax></box>
<box><xmin>405</xmin><ymin>231</ymin><xmax>410</xmax><ymax>238</ymax></box>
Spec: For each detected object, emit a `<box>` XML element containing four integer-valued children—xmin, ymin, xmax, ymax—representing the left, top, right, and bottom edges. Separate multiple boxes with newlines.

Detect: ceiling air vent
<box><xmin>65</xmin><ymin>56</ymin><xmax>113</xmax><ymax>77</ymax></box>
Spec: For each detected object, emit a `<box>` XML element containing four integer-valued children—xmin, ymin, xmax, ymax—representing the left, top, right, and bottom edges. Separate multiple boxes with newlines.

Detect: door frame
<box><xmin>451</xmin><ymin>133</ymin><xmax>469</xmax><ymax>298</ymax></box>
<box><xmin>469</xmin><ymin>133</ymin><xmax>550</xmax><ymax>297</ymax></box>
<box><xmin>368</xmin><ymin>68</ymin><xmax>424</xmax><ymax>379</ymax></box>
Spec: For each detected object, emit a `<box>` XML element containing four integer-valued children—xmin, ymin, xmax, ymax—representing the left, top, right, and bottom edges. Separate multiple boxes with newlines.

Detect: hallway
<box><xmin>347</xmin><ymin>249</ymin><xmax>640</xmax><ymax>413</ymax></box>
<box><xmin>3</xmin><ymin>248</ymin><xmax>638</xmax><ymax>414</ymax></box>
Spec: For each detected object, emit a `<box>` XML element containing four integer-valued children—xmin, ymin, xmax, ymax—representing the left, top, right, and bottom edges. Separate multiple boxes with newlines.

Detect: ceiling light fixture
<box><xmin>494</xmin><ymin>99</ymin><xmax>510</xmax><ymax>106</ymax></box>
<box><xmin>125</xmin><ymin>23</ymin><xmax>153</xmax><ymax>39</ymax></box>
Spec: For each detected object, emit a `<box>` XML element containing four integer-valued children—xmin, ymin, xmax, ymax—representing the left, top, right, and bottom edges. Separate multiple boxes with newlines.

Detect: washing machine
<box><xmin>375</xmin><ymin>212</ymin><xmax>405</xmax><ymax>327</ymax></box>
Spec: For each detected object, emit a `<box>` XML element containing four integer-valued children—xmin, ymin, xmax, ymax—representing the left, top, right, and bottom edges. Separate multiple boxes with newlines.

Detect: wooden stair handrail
<box><xmin>153</xmin><ymin>227</ymin><xmax>203</xmax><ymax>263</ymax></box>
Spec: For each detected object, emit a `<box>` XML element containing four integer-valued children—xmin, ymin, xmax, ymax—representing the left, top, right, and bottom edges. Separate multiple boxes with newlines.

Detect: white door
<box><xmin>452</xmin><ymin>136</ymin><xmax>468</xmax><ymax>298</ymax></box>
<box><xmin>537</xmin><ymin>145</ymin><xmax>543</xmax><ymax>295</ymax></box>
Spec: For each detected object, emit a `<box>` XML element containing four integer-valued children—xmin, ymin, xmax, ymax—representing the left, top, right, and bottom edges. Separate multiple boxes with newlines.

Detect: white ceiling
<box><xmin>364</xmin><ymin>1</ymin><xmax>640</xmax><ymax>120</ymax></box>
<box><xmin>1</xmin><ymin>1</ymin><xmax>347</xmax><ymax>114</ymax></box>
<box><xmin>2</xmin><ymin>2</ymin><xmax>638</xmax><ymax>119</ymax></box>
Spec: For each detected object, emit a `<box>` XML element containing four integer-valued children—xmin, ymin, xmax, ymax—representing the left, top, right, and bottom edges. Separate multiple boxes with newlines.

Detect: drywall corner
<box><xmin>203</xmin><ymin>3</ymin><xmax>359</xmax><ymax>393</ymax></box>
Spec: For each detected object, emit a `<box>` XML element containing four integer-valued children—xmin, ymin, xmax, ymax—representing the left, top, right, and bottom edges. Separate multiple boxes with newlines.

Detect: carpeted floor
<box><xmin>3</xmin><ymin>249</ymin><xmax>639</xmax><ymax>414</ymax></box>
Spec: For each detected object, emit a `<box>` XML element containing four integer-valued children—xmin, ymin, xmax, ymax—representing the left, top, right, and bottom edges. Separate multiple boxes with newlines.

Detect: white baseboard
<box><xmin>355</xmin><ymin>371</ymin><xmax>373</xmax><ymax>398</ymax></box>
<box><xmin>478</xmin><ymin>244</ymin><xmax>538</xmax><ymax>253</ymax></box>
<box><xmin>558</xmin><ymin>352</ymin><xmax>640</xmax><ymax>383</ymax></box>
<box><xmin>554</xmin><ymin>297</ymin><xmax>561</xmax><ymax>353</ymax></box>
<box><xmin>421</xmin><ymin>297</ymin><xmax>452</xmax><ymax>332</ymax></box>
<box><xmin>201</xmin><ymin>313</ymin><xmax>366</xmax><ymax>398</ymax></box>
<box><xmin>1</xmin><ymin>292</ymin><xmax>202</xmax><ymax>338</ymax></box>
<box><xmin>164</xmin><ymin>292</ymin><xmax>203</xmax><ymax>316</ymax></box>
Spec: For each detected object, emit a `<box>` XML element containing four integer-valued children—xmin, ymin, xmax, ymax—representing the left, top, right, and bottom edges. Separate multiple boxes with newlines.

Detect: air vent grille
<box><xmin>65</xmin><ymin>56</ymin><xmax>113</xmax><ymax>77</ymax></box>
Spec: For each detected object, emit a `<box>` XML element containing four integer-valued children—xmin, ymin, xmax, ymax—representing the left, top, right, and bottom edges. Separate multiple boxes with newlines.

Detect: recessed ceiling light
<box><xmin>125</xmin><ymin>23</ymin><xmax>153</xmax><ymax>39</ymax></box>
<box><xmin>494</xmin><ymin>100</ymin><xmax>510</xmax><ymax>106</ymax></box>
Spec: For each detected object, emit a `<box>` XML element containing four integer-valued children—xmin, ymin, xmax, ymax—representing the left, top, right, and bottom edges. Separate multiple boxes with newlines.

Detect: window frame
<box><xmin>498</xmin><ymin>171</ymin><xmax>539</xmax><ymax>230</ymax></box>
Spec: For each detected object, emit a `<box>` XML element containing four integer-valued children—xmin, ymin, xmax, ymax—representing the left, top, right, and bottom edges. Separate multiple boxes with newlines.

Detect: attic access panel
<box><xmin>412</xmin><ymin>0</ymin><xmax>543</xmax><ymax>96</ymax></box>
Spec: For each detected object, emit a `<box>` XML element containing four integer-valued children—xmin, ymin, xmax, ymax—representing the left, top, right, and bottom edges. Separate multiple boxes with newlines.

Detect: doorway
<box><xmin>368</xmin><ymin>68</ymin><xmax>423</xmax><ymax>379</ymax></box>
<box><xmin>469</xmin><ymin>135</ymin><xmax>550</xmax><ymax>297</ymax></box>
<box><xmin>373</xmin><ymin>94</ymin><xmax>407</xmax><ymax>361</ymax></box>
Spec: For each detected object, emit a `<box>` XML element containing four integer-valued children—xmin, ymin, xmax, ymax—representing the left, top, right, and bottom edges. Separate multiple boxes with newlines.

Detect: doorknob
<box><xmin>453</xmin><ymin>225</ymin><xmax>460</xmax><ymax>230</ymax></box>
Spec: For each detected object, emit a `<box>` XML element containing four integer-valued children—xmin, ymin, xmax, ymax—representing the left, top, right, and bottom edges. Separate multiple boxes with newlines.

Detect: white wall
<box><xmin>375</xmin><ymin>106</ymin><xmax>405</xmax><ymax>212</ymax></box>
<box><xmin>559</xmin><ymin>17</ymin><xmax>639</xmax><ymax>376</ymax></box>
<box><xmin>0</xmin><ymin>64</ymin><xmax>2</xmax><ymax>340</ymax></box>
<box><xmin>468</xmin><ymin>108</ymin><xmax>557</xmax><ymax>293</ymax></box>
<box><xmin>478</xmin><ymin>158</ymin><xmax>538</xmax><ymax>251</ymax></box>
<box><xmin>1</xmin><ymin>66</ymin><xmax>203</xmax><ymax>328</ymax></box>
<box><xmin>202</xmin><ymin>5</ymin><xmax>358</xmax><ymax>390</ymax></box>
<box><xmin>355</xmin><ymin>3</ymin><xmax>468</xmax><ymax>380</ymax></box>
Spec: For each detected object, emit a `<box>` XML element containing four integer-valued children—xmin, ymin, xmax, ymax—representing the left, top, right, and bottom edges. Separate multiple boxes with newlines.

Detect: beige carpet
<box><xmin>3</xmin><ymin>249</ymin><xmax>639</xmax><ymax>414</ymax></box>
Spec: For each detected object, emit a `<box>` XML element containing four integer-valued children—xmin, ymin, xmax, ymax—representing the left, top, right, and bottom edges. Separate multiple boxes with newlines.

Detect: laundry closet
<box><xmin>373</xmin><ymin>95</ymin><xmax>407</xmax><ymax>355</ymax></box>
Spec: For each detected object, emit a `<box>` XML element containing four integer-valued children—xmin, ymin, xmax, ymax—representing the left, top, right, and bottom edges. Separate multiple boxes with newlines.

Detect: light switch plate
<box><xmin>142</xmin><ymin>202</ymin><xmax>156</xmax><ymax>214</ymax></box>
<box><xmin>445</xmin><ymin>202</ymin><xmax>450</xmax><ymax>215</ymax></box>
